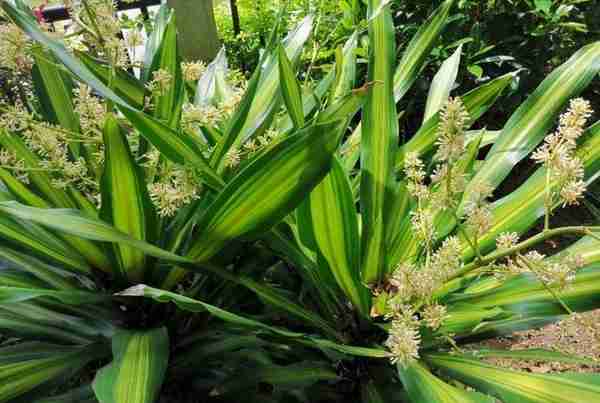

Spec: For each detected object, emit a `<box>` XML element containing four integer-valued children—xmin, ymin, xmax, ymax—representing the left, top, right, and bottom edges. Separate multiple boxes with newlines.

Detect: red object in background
<box><xmin>33</xmin><ymin>0</ymin><xmax>49</xmax><ymax>23</ymax></box>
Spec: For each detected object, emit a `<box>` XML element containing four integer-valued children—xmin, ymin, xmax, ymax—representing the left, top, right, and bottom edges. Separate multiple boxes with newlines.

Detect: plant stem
<box><xmin>81</xmin><ymin>0</ymin><xmax>105</xmax><ymax>47</ymax></box>
<box><xmin>544</xmin><ymin>167</ymin><xmax>551</xmax><ymax>230</ymax></box>
<box><xmin>452</xmin><ymin>210</ymin><xmax>480</xmax><ymax>261</ymax></box>
<box><xmin>0</xmin><ymin>165</ymin><xmax>62</xmax><ymax>172</ymax></box>
<box><xmin>518</xmin><ymin>254</ymin><xmax>573</xmax><ymax>315</ymax></box>
<box><xmin>445</xmin><ymin>225</ymin><xmax>598</xmax><ymax>282</ymax></box>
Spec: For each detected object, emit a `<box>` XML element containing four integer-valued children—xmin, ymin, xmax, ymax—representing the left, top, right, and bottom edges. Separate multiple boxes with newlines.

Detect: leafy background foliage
<box><xmin>0</xmin><ymin>0</ymin><xmax>599</xmax><ymax>402</ymax></box>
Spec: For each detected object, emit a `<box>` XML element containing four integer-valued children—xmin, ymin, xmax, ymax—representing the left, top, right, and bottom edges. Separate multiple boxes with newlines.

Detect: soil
<box><xmin>467</xmin><ymin>309</ymin><xmax>600</xmax><ymax>373</ymax></box>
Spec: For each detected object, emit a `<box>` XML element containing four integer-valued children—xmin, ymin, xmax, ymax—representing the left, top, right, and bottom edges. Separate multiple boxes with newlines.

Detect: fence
<box><xmin>40</xmin><ymin>0</ymin><xmax>162</xmax><ymax>23</ymax></box>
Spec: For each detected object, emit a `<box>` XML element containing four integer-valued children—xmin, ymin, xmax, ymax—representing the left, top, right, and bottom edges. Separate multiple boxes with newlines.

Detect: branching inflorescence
<box><xmin>384</xmin><ymin>97</ymin><xmax>595</xmax><ymax>367</ymax></box>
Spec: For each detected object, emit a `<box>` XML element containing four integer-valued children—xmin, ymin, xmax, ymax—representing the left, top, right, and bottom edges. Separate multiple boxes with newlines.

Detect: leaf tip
<box><xmin>115</xmin><ymin>284</ymin><xmax>148</xmax><ymax>297</ymax></box>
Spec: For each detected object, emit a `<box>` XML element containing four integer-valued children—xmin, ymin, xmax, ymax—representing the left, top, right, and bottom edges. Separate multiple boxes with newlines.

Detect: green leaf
<box><xmin>277</xmin><ymin>33</ymin><xmax>357</xmax><ymax>134</ymax></box>
<box><xmin>1</xmin><ymin>1</ymin><xmax>223</xmax><ymax>191</ymax></box>
<box><xmin>361</xmin><ymin>0</ymin><xmax>399</xmax><ymax>283</ymax></box>
<box><xmin>398</xmin><ymin>361</ymin><xmax>495</xmax><ymax>403</ymax></box>
<box><xmin>463</xmin><ymin>121</ymin><xmax>600</xmax><ymax>258</ymax></box>
<box><xmin>307</xmin><ymin>157</ymin><xmax>370</xmax><ymax>316</ymax></box>
<box><xmin>426</xmin><ymin>353</ymin><xmax>600</xmax><ymax>403</ymax></box>
<box><xmin>218</xmin><ymin>361</ymin><xmax>339</xmax><ymax>395</ymax></box>
<box><xmin>143</xmin><ymin>5</ymin><xmax>170</xmax><ymax>81</ymax></box>
<box><xmin>278</xmin><ymin>45</ymin><xmax>305</xmax><ymax>129</ymax></box>
<box><xmin>78</xmin><ymin>52</ymin><xmax>147</xmax><ymax>109</ymax></box>
<box><xmin>93</xmin><ymin>328</ymin><xmax>169</xmax><ymax>403</ymax></box>
<box><xmin>211</xmin><ymin>17</ymin><xmax>313</xmax><ymax>172</ymax></box>
<box><xmin>0</xmin><ymin>167</ymin><xmax>49</xmax><ymax>209</ymax></box>
<box><xmin>424</xmin><ymin>45</ymin><xmax>462</xmax><ymax>122</ymax></box>
<box><xmin>0</xmin><ymin>343</ymin><xmax>104</xmax><ymax>403</ymax></box>
<box><xmin>340</xmin><ymin>0</ymin><xmax>457</xmax><ymax>172</ymax></box>
<box><xmin>32</xmin><ymin>385</ymin><xmax>96</xmax><ymax>403</ymax></box>
<box><xmin>447</xmin><ymin>265</ymin><xmax>600</xmax><ymax>316</ymax></box>
<box><xmin>101</xmin><ymin>114</ymin><xmax>156</xmax><ymax>281</ymax></box>
<box><xmin>361</xmin><ymin>381</ymin><xmax>385</xmax><ymax>403</ymax></box>
<box><xmin>240</xmin><ymin>15</ymin><xmax>312</xmax><ymax>137</ymax></box>
<box><xmin>396</xmin><ymin>72</ymin><xmax>515</xmax><ymax>172</ymax></box>
<box><xmin>232</xmin><ymin>273</ymin><xmax>341</xmax><ymax>340</ymax></box>
<box><xmin>0</xmin><ymin>201</ymin><xmax>193</xmax><ymax>264</ymax></box>
<box><xmin>434</xmin><ymin>305</ymin><xmax>506</xmax><ymax>338</ymax></box>
<box><xmin>393</xmin><ymin>0</ymin><xmax>455</xmax><ymax>102</ymax></box>
<box><xmin>210</xmin><ymin>55</ymin><xmax>263</xmax><ymax>171</ymax></box>
<box><xmin>463</xmin><ymin>349</ymin><xmax>600</xmax><ymax>367</ymax></box>
<box><xmin>195</xmin><ymin>47</ymin><xmax>234</xmax><ymax>107</ymax></box>
<box><xmin>0</xmin><ymin>269</ymin><xmax>48</xmax><ymax>289</ymax></box>
<box><xmin>148</xmin><ymin>14</ymin><xmax>184</xmax><ymax>127</ymax></box>
<box><xmin>0</xmin><ymin>301</ymin><xmax>107</xmax><ymax>343</ymax></box>
<box><xmin>0</xmin><ymin>198</ymin><xmax>91</xmax><ymax>274</ymax></box>
<box><xmin>188</xmin><ymin>120</ymin><xmax>345</xmax><ymax>262</ymax></box>
<box><xmin>330</xmin><ymin>31</ymin><xmax>358</xmax><ymax>102</ymax></box>
<box><xmin>0</xmin><ymin>131</ymin><xmax>75</xmax><ymax>209</ymax></box>
<box><xmin>263</xmin><ymin>225</ymin><xmax>341</xmax><ymax>319</ymax></box>
<box><xmin>116</xmin><ymin>108</ymin><xmax>224</xmax><ymax>191</ymax></box>
<box><xmin>466</xmin><ymin>42</ymin><xmax>600</xmax><ymax>194</ymax></box>
<box><xmin>0</xmin><ymin>246</ymin><xmax>80</xmax><ymax>290</ymax></box>
<box><xmin>0</xmin><ymin>286</ymin><xmax>108</xmax><ymax>305</ymax></box>
<box><xmin>31</xmin><ymin>48</ymin><xmax>79</xmax><ymax>156</ymax></box>
<box><xmin>118</xmin><ymin>284</ymin><xmax>389</xmax><ymax>359</ymax></box>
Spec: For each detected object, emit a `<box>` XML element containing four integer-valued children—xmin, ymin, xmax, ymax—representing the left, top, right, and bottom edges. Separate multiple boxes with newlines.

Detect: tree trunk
<box><xmin>167</xmin><ymin>0</ymin><xmax>220</xmax><ymax>62</ymax></box>
<box><xmin>230</xmin><ymin>0</ymin><xmax>241</xmax><ymax>35</ymax></box>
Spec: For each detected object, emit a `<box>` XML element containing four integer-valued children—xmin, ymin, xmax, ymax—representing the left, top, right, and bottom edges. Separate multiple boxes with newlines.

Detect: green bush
<box><xmin>214</xmin><ymin>0</ymin><xmax>362</xmax><ymax>75</ymax></box>
<box><xmin>0</xmin><ymin>0</ymin><xmax>599</xmax><ymax>402</ymax></box>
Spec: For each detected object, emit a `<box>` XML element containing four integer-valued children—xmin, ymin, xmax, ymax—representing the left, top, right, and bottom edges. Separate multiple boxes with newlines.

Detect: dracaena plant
<box><xmin>1</xmin><ymin>0</ymin><xmax>600</xmax><ymax>402</ymax></box>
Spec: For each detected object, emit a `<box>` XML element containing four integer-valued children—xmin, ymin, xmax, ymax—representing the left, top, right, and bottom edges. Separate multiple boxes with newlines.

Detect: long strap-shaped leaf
<box><xmin>211</xmin><ymin>17</ymin><xmax>314</xmax><ymax>173</ymax></box>
<box><xmin>0</xmin><ymin>132</ymin><xmax>110</xmax><ymax>270</ymax></box>
<box><xmin>278</xmin><ymin>45</ymin><xmax>305</xmax><ymax>129</ymax></box>
<box><xmin>426</xmin><ymin>353</ymin><xmax>600</xmax><ymax>403</ymax></box>
<box><xmin>0</xmin><ymin>211</ymin><xmax>91</xmax><ymax>273</ymax></box>
<box><xmin>393</xmin><ymin>0</ymin><xmax>455</xmax><ymax>102</ymax></box>
<box><xmin>148</xmin><ymin>14</ymin><xmax>183</xmax><ymax>128</ymax></box>
<box><xmin>0</xmin><ymin>131</ymin><xmax>76</xmax><ymax>209</ymax></box>
<box><xmin>395</xmin><ymin>71</ymin><xmax>516</xmax><ymax>172</ymax></box>
<box><xmin>277</xmin><ymin>33</ymin><xmax>357</xmax><ymax>134</ymax></box>
<box><xmin>0</xmin><ymin>199</ymin><xmax>345</xmax><ymax>335</ymax></box>
<box><xmin>0</xmin><ymin>286</ymin><xmax>109</xmax><ymax>305</ymax></box>
<box><xmin>0</xmin><ymin>246</ymin><xmax>80</xmax><ymax>290</ymax></box>
<box><xmin>361</xmin><ymin>0</ymin><xmax>399</xmax><ymax>284</ymax></box>
<box><xmin>465</xmin><ymin>41</ymin><xmax>600</xmax><ymax>196</ymax></box>
<box><xmin>31</xmin><ymin>385</ymin><xmax>97</xmax><ymax>403</ymax></box>
<box><xmin>462</xmin><ymin>348</ymin><xmax>599</xmax><ymax>367</ymax></box>
<box><xmin>447</xmin><ymin>265</ymin><xmax>600</xmax><ymax>316</ymax></box>
<box><xmin>78</xmin><ymin>52</ymin><xmax>147</xmax><ymax>109</ymax></box>
<box><xmin>31</xmin><ymin>48</ymin><xmax>80</xmax><ymax>156</ymax></box>
<box><xmin>0</xmin><ymin>343</ymin><xmax>105</xmax><ymax>403</ymax></box>
<box><xmin>142</xmin><ymin>4</ymin><xmax>170</xmax><ymax>82</ymax></box>
<box><xmin>0</xmin><ymin>201</ymin><xmax>193</xmax><ymax>264</ymax></box>
<box><xmin>2</xmin><ymin>1</ymin><xmax>224</xmax><ymax>191</ymax></box>
<box><xmin>194</xmin><ymin>47</ymin><xmax>233</xmax><ymax>107</ymax></box>
<box><xmin>307</xmin><ymin>157</ymin><xmax>370</xmax><ymax>316</ymax></box>
<box><xmin>93</xmin><ymin>328</ymin><xmax>168</xmax><ymax>403</ymax></box>
<box><xmin>340</xmin><ymin>0</ymin><xmax>457</xmax><ymax>172</ymax></box>
<box><xmin>331</xmin><ymin>31</ymin><xmax>358</xmax><ymax>102</ymax></box>
<box><xmin>117</xmin><ymin>285</ymin><xmax>389</xmax><ymax>359</ymax></box>
<box><xmin>462</xmin><ymin>121</ymin><xmax>600</xmax><ymax>259</ymax></box>
<box><xmin>398</xmin><ymin>361</ymin><xmax>494</xmax><ymax>403</ymax></box>
<box><xmin>101</xmin><ymin>114</ymin><xmax>156</xmax><ymax>281</ymax></box>
<box><xmin>423</xmin><ymin>45</ymin><xmax>462</xmax><ymax>122</ymax></box>
<box><xmin>188</xmin><ymin>120</ymin><xmax>345</xmax><ymax>262</ymax></box>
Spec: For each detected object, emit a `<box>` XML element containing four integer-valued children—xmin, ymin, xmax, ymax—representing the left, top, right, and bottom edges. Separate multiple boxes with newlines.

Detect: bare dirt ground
<box><xmin>468</xmin><ymin>309</ymin><xmax>600</xmax><ymax>373</ymax></box>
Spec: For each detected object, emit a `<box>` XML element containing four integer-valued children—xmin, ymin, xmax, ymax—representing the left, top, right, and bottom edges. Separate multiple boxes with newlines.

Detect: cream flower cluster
<box><xmin>532</xmin><ymin>98</ymin><xmax>593</xmax><ymax>207</ymax></box>
<box><xmin>0</xmin><ymin>23</ymin><xmax>32</xmax><ymax>72</ymax></box>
